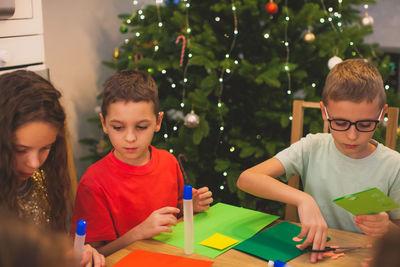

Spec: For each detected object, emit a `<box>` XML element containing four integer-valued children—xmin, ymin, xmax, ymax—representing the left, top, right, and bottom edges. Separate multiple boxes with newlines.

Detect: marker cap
<box><xmin>183</xmin><ymin>185</ymin><xmax>192</xmax><ymax>200</ymax></box>
<box><xmin>76</xmin><ymin>219</ymin><xmax>87</xmax><ymax>236</ymax></box>
<box><xmin>274</xmin><ymin>260</ymin><xmax>288</xmax><ymax>267</ymax></box>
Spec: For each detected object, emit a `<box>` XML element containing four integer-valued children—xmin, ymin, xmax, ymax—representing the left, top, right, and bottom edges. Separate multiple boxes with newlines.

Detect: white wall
<box><xmin>364</xmin><ymin>0</ymin><xmax>400</xmax><ymax>53</ymax></box>
<box><xmin>42</xmin><ymin>0</ymin><xmax>152</xmax><ymax>178</ymax></box>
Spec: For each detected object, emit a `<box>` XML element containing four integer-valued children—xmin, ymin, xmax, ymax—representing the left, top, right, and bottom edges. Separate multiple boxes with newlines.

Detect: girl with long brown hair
<box><xmin>0</xmin><ymin>70</ymin><xmax>105</xmax><ymax>266</ymax></box>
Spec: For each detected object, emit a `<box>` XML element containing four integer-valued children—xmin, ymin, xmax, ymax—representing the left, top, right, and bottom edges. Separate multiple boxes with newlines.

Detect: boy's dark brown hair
<box><xmin>322</xmin><ymin>58</ymin><xmax>386</xmax><ymax>109</ymax></box>
<box><xmin>101</xmin><ymin>69</ymin><xmax>159</xmax><ymax>118</ymax></box>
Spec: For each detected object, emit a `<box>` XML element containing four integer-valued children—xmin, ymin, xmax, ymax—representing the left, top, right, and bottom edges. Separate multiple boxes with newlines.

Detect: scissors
<box><xmin>306</xmin><ymin>246</ymin><xmax>363</xmax><ymax>253</ymax></box>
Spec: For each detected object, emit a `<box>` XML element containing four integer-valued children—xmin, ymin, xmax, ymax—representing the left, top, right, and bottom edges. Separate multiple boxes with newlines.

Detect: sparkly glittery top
<box><xmin>17</xmin><ymin>170</ymin><xmax>51</xmax><ymax>227</ymax></box>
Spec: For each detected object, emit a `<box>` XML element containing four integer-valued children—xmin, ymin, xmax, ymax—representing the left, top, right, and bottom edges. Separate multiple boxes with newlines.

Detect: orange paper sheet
<box><xmin>114</xmin><ymin>249</ymin><xmax>214</xmax><ymax>267</ymax></box>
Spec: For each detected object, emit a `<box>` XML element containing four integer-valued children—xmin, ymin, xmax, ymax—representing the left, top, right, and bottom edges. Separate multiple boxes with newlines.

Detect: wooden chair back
<box><xmin>284</xmin><ymin>100</ymin><xmax>399</xmax><ymax>221</ymax></box>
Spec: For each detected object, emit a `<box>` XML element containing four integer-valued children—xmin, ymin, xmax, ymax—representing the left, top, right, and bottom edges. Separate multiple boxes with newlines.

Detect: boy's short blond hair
<box><xmin>322</xmin><ymin>58</ymin><xmax>386</xmax><ymax>108</ymax></box>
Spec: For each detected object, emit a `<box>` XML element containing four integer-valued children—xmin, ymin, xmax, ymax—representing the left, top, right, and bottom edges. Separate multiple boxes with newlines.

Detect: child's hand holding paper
<box><xmin>333</xmin><ymin>187</ymin><xmax>400</xmax><ymax>216</ymax></box>
<box><xmin>354</xmin><ymin>212</ymin><xmax>391</xmax><ymax>237</ymax></box>
<box><xmin>333</xmin><ymin>187</ymin><xmax>400</xmax><ymax>237</ymax></box>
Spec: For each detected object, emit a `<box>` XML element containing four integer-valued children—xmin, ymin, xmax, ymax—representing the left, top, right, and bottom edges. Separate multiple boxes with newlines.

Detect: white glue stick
<box><xmin>183</xmin><ymin>185</ymin><xmax>194</xmax><ymax>254</ymax></box>
<box><xmin>74</xmin><ymin>219</ymin><xmax>87</xmax><ymax>260</ymax></box>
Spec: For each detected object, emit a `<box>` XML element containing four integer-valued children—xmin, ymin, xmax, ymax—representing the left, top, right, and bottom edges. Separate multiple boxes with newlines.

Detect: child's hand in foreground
<box><xmin>355</xmin><ymin>212</ymin><xmax>390</xmax><ymax>237</ymax></box>
<box><xmin>295</xmin><ymin>194</ymin><xmax>328</xmax><ymax>263</ymax></box>
<box><xmin>193</xmin><ymin>187</ymin><xmax>213</xmax><ymax>212</ymax></box>
<box><xmin>134</xmin><ymin>207</ymin><xmax>180</xmax><ymax>239</ymax></box>
<box><xmin>81</xmin><ymin>244</ymin><xmax>105</xmax><ymax>267</ymax></box>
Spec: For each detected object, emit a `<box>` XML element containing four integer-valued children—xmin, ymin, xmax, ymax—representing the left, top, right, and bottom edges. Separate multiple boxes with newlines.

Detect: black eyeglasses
<box><xmin>324</xmin><ymin>107</ymin><xmax>383</xmax><ymax>132</ymax></box>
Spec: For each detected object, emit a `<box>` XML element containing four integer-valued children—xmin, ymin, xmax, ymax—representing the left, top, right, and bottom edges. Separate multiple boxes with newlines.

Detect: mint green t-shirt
<box><xmin>275</xmin><ymin>133</ymin><xmax>400</xmax><ymax>233</ymax></box>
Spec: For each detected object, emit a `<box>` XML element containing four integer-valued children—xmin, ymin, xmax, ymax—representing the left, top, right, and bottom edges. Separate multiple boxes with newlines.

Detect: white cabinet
<box><xmin>0</xmin><ymin>0</ymin><xmax>46</xmax><ymax>74</ymax></box>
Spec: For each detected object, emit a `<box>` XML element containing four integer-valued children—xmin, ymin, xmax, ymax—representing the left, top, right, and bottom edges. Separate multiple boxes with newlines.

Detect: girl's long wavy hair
<box><xmin>0</xmin><ymin>70</ymin><xmax>72</xmax><ymax>232</ymax></box>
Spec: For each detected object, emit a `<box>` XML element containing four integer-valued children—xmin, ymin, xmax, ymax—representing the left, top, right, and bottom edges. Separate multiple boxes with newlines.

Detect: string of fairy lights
<box><xmin>108</xmin><ymin>0</ymin><xmax>391</xmax><ymax>187</ymax></box>
<box><xmin>217</xmin><ymin>0</ymin><xmax>239</xmax><ymax>143</ymax></box>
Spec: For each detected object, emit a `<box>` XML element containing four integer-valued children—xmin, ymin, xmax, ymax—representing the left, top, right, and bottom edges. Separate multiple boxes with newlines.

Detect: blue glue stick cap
<box><xmin>76</xmin><ymin>219</ymin><xmax>87</xmax><ymax>236</ymax></box>
<box><xmin>183</xmin><ymin>185</ymin><xmax>192</xmax><ymax>200</ymax></box>
<box><xmin>274</xmin><ymin>260</ymin><xmax>289</xmax><ymax>267</ymax></box>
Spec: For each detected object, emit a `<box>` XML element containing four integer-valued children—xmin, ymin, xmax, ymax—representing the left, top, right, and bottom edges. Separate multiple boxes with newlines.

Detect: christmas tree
<box><xmin>80</xmin><ymin>0</ymin><xmax>399</xmax><ymax>216</ymax></box>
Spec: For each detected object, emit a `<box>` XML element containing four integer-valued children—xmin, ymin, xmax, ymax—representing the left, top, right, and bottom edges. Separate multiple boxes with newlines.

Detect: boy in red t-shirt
<box><xmin>72</xmin><ymin>70</ymin><xmax>213</xmax><ymax>256</ymax></box>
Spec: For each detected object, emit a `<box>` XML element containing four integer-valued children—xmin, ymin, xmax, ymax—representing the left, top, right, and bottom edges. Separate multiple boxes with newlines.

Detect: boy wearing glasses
<box><xmin>237</xmin><ymin>58</ymin><xmax>400</xmax><ymax>263</ymax></box>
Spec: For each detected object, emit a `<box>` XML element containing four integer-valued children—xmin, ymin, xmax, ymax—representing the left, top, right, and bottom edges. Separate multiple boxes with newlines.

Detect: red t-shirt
<box><xmin>71</xmin><ymin>146</ymin><xmax>184</xmax><ymax>242</ymax></box>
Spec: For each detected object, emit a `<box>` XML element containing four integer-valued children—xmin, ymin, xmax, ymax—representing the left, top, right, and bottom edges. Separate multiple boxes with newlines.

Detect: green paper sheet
<box><xmin>154</xmin><ymin>202</ymin><xmax>279</xmax><ymax>258</ymax></box>
<box><xmin>333</xmin><ymin>187</ymin><xmax>400</xmax><ymax>216</ymax></box>
<box><xmin>233</xmin><ymin>221</ymin><xmax>305</xmax><ymax>262</ymax></box>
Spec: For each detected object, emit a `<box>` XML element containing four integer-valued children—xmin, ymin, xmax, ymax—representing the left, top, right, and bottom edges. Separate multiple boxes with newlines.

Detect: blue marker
<box><xmin>74</xmin><ymin>219</ymin><xmax>87</xmax><ymax>259</ymax></box>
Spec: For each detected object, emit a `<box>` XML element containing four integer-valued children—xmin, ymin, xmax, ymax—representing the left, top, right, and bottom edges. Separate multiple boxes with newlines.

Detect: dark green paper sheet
<box><xmin>333</xmin><ymin>187</ymin><xmax>400</xmax><ymax>216</ymax></box>
<box><xmin>233</xmin><ymin>221</ymin><xmax>305</xmax><ymax>262</ymax></box>
<box><xmin>153</xmin><ymin>202</ymin><xmax>279</xmax><ymax>258</ymax></box>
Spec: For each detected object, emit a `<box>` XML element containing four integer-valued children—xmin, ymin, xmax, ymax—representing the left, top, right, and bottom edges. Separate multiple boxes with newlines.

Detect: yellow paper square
<box><xmin>199</xmin><ymin>233</ymin><xmax>239</xmax><ymax>250</ymax></box>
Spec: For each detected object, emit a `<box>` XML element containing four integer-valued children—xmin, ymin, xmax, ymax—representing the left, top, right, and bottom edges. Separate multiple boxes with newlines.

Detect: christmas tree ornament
<box><xmin>175</xmin><ymin>35</ymin><xmax>186</xmax><ymax>67</ymax></box>
<box><xmin>388</xmin><ymin>62</ymin><xmax>396</xmax><ymax>72</ymax></box>
<box><xmin>184</xmin><ymin>110</ymin><xmax>200</xmax><ymax>128</ymax></box>
<box><xmin>167</xmin><ymin>109</ymin><xmax>184</xmax><ymax>121</ymax></box>
<box><xmin>134</xmin><ymin>52</ymin><xmax>143</xmax><ymax>70</ymax></box>
<box><xmin>120</xmin><ymin>24</ymin><xmax>128</xmax><ymax>33</ymax></box>
<box><xmin>165</xmin><ymin>0</ymin><xmax>180</xmax><ymax>4</ymax></box>
<box><xmin>328</xmin><ymin>56</ymin><xmax>343</xmax><ymax>69</ymax></box>
<box><xmin>112</xmin><ymin>48</ymin><xmax>119</xmax><ymax>62</ymax></box>
<box><xmin>94</xmin><ymin>106</ymin><xmax>101</xmax><ymax>114</ymax></box>
<box><xmin>303</xmin><ymin>29</ymin><xmax>315</xmax><ymax>43</ymax></box>
<box><xmin>142</xmin><ymin>41</ymin><xmax>154</xmax><ymax>48</ymax></box>
<box><xmin>265</xmin><ymin>0</ymin><xmax>278</xmax><ymax>15</ymax></box>
<box><xmin>361</xmin><ymin>12</ymin><xmax>374</xmax><ymax>26</ymax></box>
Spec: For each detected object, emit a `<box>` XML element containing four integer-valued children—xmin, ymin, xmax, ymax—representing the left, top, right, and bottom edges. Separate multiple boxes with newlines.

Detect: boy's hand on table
<box><xmin>135</xmin><ymin>207</ymin><xmax>180</xmax><ymax>239</ymax></box>
<box><xmin>355</xmin><ymin>212</ymin><xmax>390</xmax><ymax>237</ymax></box>
<box><xmin>193</xmin><ymin>187</ymin><xmax>213</xmax><ymax>212</ymax></box>
<box><xmin>296</xmin><ymin>195</ymin><xmax>328</xmax><ymax>263</ymax></box>
<box><xmin>81</xmin><ymin>244</ymin><xmax>105</xmax><ymax>267</ymax></box>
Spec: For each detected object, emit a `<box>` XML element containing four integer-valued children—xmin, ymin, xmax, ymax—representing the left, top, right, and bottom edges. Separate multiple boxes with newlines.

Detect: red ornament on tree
<box><xmin>265</xmin><ymin>0</ymin><xmax>278</xmax><ymax>15</ymax></box>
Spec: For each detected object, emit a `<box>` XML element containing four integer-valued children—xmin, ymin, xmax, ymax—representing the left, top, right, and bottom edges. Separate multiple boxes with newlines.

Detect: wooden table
<box><xmin>106</xmin><ymin>223</ymin><xmax>376</xmax><ymax>267</ymax></box>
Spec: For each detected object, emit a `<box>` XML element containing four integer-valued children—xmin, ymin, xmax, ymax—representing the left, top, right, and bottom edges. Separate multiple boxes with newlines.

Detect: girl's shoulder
<box><xmin>17</xmin><ymin>170</ymin><xmax>51</xmax><ymax>227</ymax></box>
